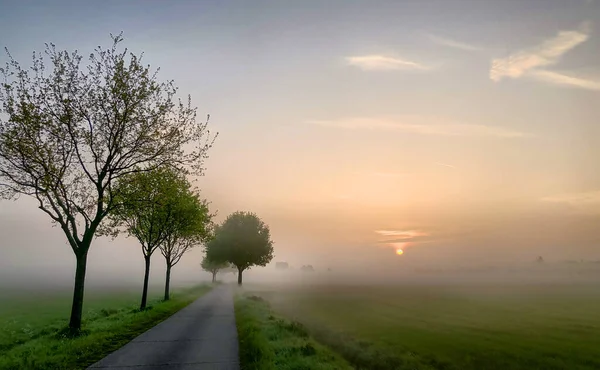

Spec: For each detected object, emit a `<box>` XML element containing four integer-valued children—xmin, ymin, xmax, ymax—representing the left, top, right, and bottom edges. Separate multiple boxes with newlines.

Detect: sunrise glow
<box><xmin>396</xmin><ymin>248</ymin><xmax>404</xmax><ymax>255</ymax></box>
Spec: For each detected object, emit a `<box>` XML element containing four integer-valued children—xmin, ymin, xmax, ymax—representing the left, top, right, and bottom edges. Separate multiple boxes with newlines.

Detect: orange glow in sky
<box><xmin>396</xmin><ymin>248</ymin><xmax>404</xmax><ymax>255</ymax></box>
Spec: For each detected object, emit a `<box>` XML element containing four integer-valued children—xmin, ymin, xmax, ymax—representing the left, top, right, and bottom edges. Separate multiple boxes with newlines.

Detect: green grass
<box><xmin>234</xmin><ymin>294</ymin><xmax>352</xmax><ymax>370</ymax></box>
<box><xmin>0</xmin><ymin>284</ymin><xmax>212</xmax><ymax>370</ymax></box>
<box><xmin>249</xmin><ymin>283</ymin><xmax>600</xmax><ymax>370</ymax></box>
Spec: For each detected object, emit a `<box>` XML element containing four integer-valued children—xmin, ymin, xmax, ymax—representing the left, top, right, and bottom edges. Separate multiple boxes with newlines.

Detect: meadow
<box><xmin>245</xmin><ymin>282</ymin><xmax>600</xmax><ymax>370</ymax></box>
<box><xmin>0</xmin><ymin>284</ymin><xmax>211</xmax><ymax>370</ymax></box>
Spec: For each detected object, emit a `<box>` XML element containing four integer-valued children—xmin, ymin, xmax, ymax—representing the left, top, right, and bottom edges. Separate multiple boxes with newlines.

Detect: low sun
<box><xmin>395</xmin><ymin>248</ymin><xmax>404</xmax><ymax>256</ymax></box>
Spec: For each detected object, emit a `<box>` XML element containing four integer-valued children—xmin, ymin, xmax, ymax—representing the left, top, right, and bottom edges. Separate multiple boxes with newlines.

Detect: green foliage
<box><xmin>0</xmin><ymin>285</ymin><xmax>211</xmax><ymax>370</ymax></box>
<box><xmin>234</xmin><ymin>294</ymin><xmax>352</xmax><ymax>370</ymax></box>
<box><xmin>253</xmin><ymin>284</ymin><xmax>600</xmax><ymax>370</ymax></box>
<box><xmin>0</xmin><ymin>33</ymin><xmax>216</xmax><ymax>330</ymax></box>
<box><xmin>160</xmin><ymin>185</ymin><xmax>213</xmax><ymax>268</ymax></box>
<box><xmin>109</xmin><ymin>166</ymin><xmax>202</xmax><ymax>257</ymax></box>
<box><xmin>206</xmin><ymin>211</ymin><xmax>274</xmax><ymax>273</ymax></box>
<box><xmin>201</xmin><ymin>254</ymin><xmax>230</xmax><ymax>274</ymax></box>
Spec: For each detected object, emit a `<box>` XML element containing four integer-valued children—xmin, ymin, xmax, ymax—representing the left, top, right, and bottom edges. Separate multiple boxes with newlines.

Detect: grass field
<box><xmin>0</xmin><ymin>284</ymin><xmax>211</xmax><ymax>370</ymax></box>
<box><xmin>247</xmin><ymin>283</ymin><xmax>600</xmax><ymax>370</ymax></box>
<box><xmin>235</xmin><ymin>294</ymin><xmax>352</xmax><ymax>370</ymax></box>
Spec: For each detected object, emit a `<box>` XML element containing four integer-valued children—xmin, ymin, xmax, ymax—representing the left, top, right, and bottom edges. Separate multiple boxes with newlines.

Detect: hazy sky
<box><xmin>1</xmin><ymin>1</ymin><xmax>600</xmax><ymax>285</ymax></box>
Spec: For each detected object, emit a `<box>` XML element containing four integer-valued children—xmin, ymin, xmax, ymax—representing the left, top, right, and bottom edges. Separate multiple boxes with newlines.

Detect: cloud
<box><xmin>490</xmin><ymin>22</ymin><xmax>590</xmax><ymax>82</ymax></box>
<box><xmin>345</xmin><ymin>55</ymin><xmax>428</xmax><ymax>71</ymax></box>
<box><xmin>308</xmin><ymin>116</ymin><xmax>530</xmax><ymax>138</ymax></box>
<box><xmin>375</xmin><ymin>230</ymin><xmax>428</xmax><ymax>238</ymax></box>
<box><xmin>529</xmin><ymin>70</ymin><xmax>600</xmax><ymax>91</ymax></box>
<box><xmin>435</xmin><ymin>162</ymin><xmax>456</xmax><ymax>169</ymax></box>
<box><xmin>428</xmin><ymin>34</ymin><xmax>481</xmax><ymax>51</ymax></box>
<box><xmin>542</xmin><ymin>190</ymin><xmax>600</xmax><ymax>205</ymax></box>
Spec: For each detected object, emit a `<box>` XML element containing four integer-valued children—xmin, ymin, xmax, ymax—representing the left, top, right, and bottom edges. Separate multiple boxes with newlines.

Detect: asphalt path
<box><xmin>88</xmin><ymin>285</ymin><xmax>239</xmax><ymax>370</ymax></box>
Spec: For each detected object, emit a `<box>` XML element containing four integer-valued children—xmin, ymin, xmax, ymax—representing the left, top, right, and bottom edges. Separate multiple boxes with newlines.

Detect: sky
<box><xmin>1</xmin><ymin>0</ymin><xmax>600</xmax><ymax>286</ymax></box>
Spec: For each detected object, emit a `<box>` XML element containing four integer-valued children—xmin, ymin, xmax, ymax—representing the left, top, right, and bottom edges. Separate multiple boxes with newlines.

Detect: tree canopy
<box><xmin>110</xmin><ymin>166</ymin><xmax>204</xmax><ymax>308</ymax></box>
<box><xmin>201</xmin><ymin>255</ymin><xmax>230</xmax><ymax>283</ymax></box>
<box><xmin>205</xmin><ymin>211</ymin><xmax>274</xmax><ymax>285</ymax></box>
<box><xmin>0</xmin><ymin>34</ymin><xmax>216</xmax><ymax>330</ymax></box>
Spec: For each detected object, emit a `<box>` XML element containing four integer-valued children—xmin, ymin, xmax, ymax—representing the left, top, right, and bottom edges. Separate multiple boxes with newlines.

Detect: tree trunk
<box><xmin>164</xmin><ymin>264</ymin><xmax>171</xmax><ymax>301</ymax></box>
<box><xmin>68</xmin><ymin>249</ymin><xmax>89</xmax><ymax>333</ymax></box>
<box><xmin>140</xmin><ymin>255</ymin><xmax>151</xmax><ymax>310</ymax></box>
<box><xmin>237</xmin><ymin>267</ymin><xmax>243</xmax><ymax>286</ymax></box>
<box><xmin>212</xmin><ymin>270</ymin><xmax>217</xmax><ymax>283</ymax></box>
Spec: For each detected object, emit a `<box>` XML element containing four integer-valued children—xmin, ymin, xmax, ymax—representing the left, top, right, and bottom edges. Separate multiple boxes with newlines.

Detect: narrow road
<box><xmin>88</xmin><ymin>285</ymin><xmax>240</xmax><ymax>370</ymax></box>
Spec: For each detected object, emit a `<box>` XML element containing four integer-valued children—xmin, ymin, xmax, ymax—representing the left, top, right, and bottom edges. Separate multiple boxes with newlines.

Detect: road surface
<box><xmin>88</xmin><ymin>285</ymin><xmax>240</xmax><ymax>370</ymax></box>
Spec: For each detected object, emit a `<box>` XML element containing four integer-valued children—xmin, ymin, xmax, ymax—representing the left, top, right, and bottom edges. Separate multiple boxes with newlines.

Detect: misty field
<box><xmin>248</xmin><ymin>283</ymin><xmax>600</xmax><ymax>370</ymax></box>
<box><xmin>0</xmin><ymin>284</ymin><xmax>210</xmax><ymax>370</ymax></box>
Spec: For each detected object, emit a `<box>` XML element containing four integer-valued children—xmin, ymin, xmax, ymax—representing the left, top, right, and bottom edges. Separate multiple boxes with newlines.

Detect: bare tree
<box><xmin>0</xmin><ymin>34</ymin><xmax>216</xmax><ymax>332</ymax></box>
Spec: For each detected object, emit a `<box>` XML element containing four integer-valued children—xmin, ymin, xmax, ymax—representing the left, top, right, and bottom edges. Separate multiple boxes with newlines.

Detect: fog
<box><xmin>1</xmin><ymin>0</ymin><xmax>600</xmax><ymax>294</ymax></box>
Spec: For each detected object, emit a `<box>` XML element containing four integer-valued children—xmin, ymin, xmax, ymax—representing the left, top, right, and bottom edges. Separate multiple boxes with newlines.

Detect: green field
<box><xmin>247</xmin><ymin>283</ymin><xmax>600</xmax><ymax>370</ymax></box>
<box><xmin>0</xmin><ymin>284</ymin><xmax>211</xmax><ymax>370</ymax></box>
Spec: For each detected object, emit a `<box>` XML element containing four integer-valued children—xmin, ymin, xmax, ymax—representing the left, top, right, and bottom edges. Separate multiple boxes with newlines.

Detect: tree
<box><xmin>0</xmin><ymin>34</ymin><xmax>216</xmax><ymax>331</ymax></box>
<box><xmin>160</xmin><ymin>189</ymin><xmax>212</xmax><ymax>301</ymax></box>
<box><xmin>110</xmin><ymin>167</ymin><xmax>192</xmax><ymax>310</ymax></box>
<box><xmin>301</xmin><ymin>265</ymin><xmax>315</xmax><ymax>272</ymax></box>
<box><xmin>206</xmin><ymin>211</ymin><xmax>274</xmax><ymax>285</ymax></box>
<box><xmin>275</xmin><ymin>261</ymin><xmax>289</xmax><ymax>270</ymax></box>
<box><xmin>201</xmin><ymin>255</ymin><xmax>230</xmax><ymax>283</ymax></box>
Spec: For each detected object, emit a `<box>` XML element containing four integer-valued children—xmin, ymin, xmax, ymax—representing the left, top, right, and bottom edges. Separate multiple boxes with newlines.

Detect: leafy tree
<box><xmin>0</xmin><ymin>33</ymin><xmax>216</xmax><ymax>331</ymax></box>
<box><xmin>201</xmin><ymin>255</ymin><xmax>230</xmax><ymax>283</ymax></box>
<box><xmin>275</xmin><ymin>261</ymin><xmax>289</xmax><ymax>270</ymax></box>
<box><xmin>160</xmin><ymin>190</ymin><xmax>212</xmax><ymax>301</ymax></box>
<box><xmin>206</xmin><ymin>211</ymin><xmax>274</xmax><ymax>285</ymax></box>
<box><xmin>110</xmin><ymin>167</ymin><xmax>194</xmax><ymax>310</ymax></box>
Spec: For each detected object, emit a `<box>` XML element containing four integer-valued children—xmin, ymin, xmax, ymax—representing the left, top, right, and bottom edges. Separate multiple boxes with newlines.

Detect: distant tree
<box><xmin>201</xmin><ymin>255</ymin><xmax>230</xmax><ymax>283</ymax></box>
<box><xmin>276</xmin><ymin>261</ymin><xmax>289</xmax><ymax>270</ymax></box>
<box><xmin>537</xmin><ymin>256</ymin><xmax>544</xmax><ymax>263</ymax></box>
<box><xmin>109</xmin><ymin>167</ymin><xmax>197</xmax><ymax>310</ymax></box>
<box><xmin>206</xmin><ymin>211</ymin><xmax>274</xmax><ymax>285</ymax></box>
<box><xmin>0</xmin><ymin>35</ymin><xmax>215</xmax><ymax>332</ymax></box>
<box><xmin>301</xmin><ymin>265</ymin><xmax>315</xmax><ymax>272</ymax></box>
<box><xmin>159</xmin><ymin>184</ymin><xmax>212</xmax><ymax>301</ymax></box>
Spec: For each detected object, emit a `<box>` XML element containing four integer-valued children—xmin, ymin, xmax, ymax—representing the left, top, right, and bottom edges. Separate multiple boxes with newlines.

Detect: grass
<box><xmin>234</xmin><ymin>294</ymin><xmax>352</xmax><ymax>370</ymax></box>
<box><xmin>0</xmin><ymin>284</ymin><xmax>212</xmax><ymax>370</ymax></box>
<box><xmin>248</xmin><ymin>283</ymin><xmax>600</xmax><ymax>370</ymax></box>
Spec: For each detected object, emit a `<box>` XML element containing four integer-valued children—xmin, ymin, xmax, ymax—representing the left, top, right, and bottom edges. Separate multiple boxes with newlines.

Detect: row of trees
<box><xmin>108</xmin><ymin>167</ymin><xmax>212</xmax><ymax>308</ymax></box>
<box><xmin>0</xmin><ymin>34</ymin><xmax>220</xmax><ymax>333</ymax></box>
<box><xmin>0</xmin><ymin>34</ymin><xmax>276</xmax><ymax>333</ymax></box>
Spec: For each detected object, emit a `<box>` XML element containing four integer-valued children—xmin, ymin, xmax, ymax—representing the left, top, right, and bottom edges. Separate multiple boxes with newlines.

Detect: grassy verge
<box><xmin>0</xmin><ymin>284</ymin><xmax>211</xmax><ymax>370</ymax></box>
<box><xmin>234</xmin><ymin>294</ymin><xmax>352</xmax><ymax>370</ymax></box>
<box><xmin>252</xmin><ymin>283</ymin><xmax>600</xmax><ymax>370</ymax></box>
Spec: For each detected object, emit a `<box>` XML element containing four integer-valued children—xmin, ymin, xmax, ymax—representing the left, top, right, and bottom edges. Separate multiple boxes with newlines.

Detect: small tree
<box><xmin>201</xmin><ymin>255</ymin><xmax>230</xmax><ymax>283</ymax></box>
<box><xmin>160</xmin><ymin>190</ymin><xmax>212</xmax><ymax>300</ymax></box>
<box><xmin>206</xmin><ymin>211</ymin><xmax>274</xmax><ymax>285</ymax></box>
<box><xmin>0</xmin><ymin>35</ymin><xmax>215</xmax><ymax>332</ymax></box>
<box><xmin>110</xmin><ymin>167</ymin><xmax>194</xmax><ymax>310</ymax></box>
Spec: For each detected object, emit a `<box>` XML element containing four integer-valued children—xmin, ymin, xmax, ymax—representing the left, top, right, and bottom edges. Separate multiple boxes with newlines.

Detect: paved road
<box><xmin>88</xmin><ymin>285</ymin><xmax>240</xmax><ymax>370</ymax></box>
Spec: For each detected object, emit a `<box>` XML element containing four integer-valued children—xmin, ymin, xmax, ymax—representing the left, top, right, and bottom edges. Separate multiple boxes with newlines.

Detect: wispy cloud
<box><xmin>490</xmin><ymin>22</ymin><xmax>591</xmax><ymax>82</ymax></box>
<box><xmin>346</xmin><ymin>55</ymin><xmax>429</xmax><ymax>71</ymax></box>
<box><xmin>375</xmin><ymin>230</ymin><xmax>428</xmax><ymax>238</ymax></box>
<box><xmin>308</xmin><ymin>116</ymin><xmax>530</xmax><ymax>138</ymax></box>
<box><xmin>428</xmin><ymin>34</ymin><xmax>481</xmax><ymax>51</ymax></box>
<box><xmin>435</xmin><ymin>162</ymin><xmax>457</xmax><ymax>169</ymax></box>
<box><xmin>375</xmin><ymin>230</ymin><xmax>431</xmax><ymax>252</ymax></box>
<box><xmin>529</xmin><ymin>70</ymin><xmax>600</xmax><ymax>91</ymax></box>
<box><xmin>542</xmin><ymin>190</ymin><xmax>600</xmax><ymax>205</ymax></box>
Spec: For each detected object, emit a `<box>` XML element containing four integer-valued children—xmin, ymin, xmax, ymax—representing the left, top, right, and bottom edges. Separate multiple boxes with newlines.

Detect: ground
<box><xmin>0</xmin><ymin>284</ymin><xmax>210</xmax><ymax>370</ymax></box>
<box><xmin>244</xmin><ymin>282</ymin><xmax>600</xmax><ymax>370</ymax></box>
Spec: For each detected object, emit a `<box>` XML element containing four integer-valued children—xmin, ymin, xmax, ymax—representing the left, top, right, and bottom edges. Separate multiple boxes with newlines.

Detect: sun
<box><xmin>395</xmin><ymin>248</ymin><xmax>404</xmax><ymax>256</ymax></box>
